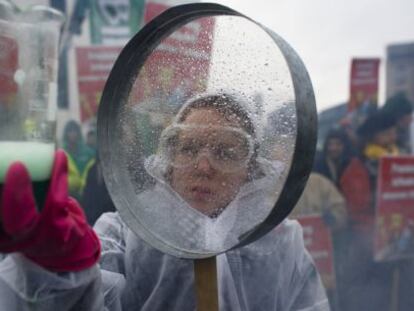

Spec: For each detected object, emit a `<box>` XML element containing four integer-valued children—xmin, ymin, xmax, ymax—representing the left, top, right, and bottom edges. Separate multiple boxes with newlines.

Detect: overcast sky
<box><xmin>15</xmin><ymin>0</ymin><xmax>414</xmax><ymax>112</ymax></box>
<box><xmin>201</xmin><ymin>0</ymin><xmax>414</xmax><ymax>112</ymax></box>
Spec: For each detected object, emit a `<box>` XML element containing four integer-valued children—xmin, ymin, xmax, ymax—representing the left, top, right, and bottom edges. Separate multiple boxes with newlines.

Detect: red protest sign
<box><xmin>0</xmin><ymin>35</ymin><xmax>18</xmax><ymax>103</ymax></box>
<box><xmin>374</xmin><ymin>156</ymin><xmax>414</xmax><ymax>261</ymax></box>
<box><xmin>297</xmin><ymin>215</ymin><xmax>336</xmax><ymax>290</ymax></box>
<box><xmin>76</xmin><ymin>46</ymin><xmax>122</xmax><ymax>122</ymax></box>
<box><xmin>348</xmin><ymin>58</ymin><xmax>380</xmax><ymax>111</ymax></box>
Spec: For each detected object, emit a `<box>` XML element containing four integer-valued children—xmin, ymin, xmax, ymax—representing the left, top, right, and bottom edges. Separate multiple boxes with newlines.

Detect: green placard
<box><xmin>89</xmin><ymin>0</ymin><xmax>145</xmax><ymax>45</ymax></box>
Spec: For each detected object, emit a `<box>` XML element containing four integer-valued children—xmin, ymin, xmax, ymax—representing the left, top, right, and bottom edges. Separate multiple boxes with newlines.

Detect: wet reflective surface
<box><xmin>104</xmin><ymin>15</ymin><xmax>300</xmax><ymax>256</ymax></box>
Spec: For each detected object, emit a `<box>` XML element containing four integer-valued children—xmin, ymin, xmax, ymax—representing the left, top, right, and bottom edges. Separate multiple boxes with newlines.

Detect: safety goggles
<box><xmin>159</xmin><ymin>124</ymin><xmax>254</xmax><ymax>173</ymax></box>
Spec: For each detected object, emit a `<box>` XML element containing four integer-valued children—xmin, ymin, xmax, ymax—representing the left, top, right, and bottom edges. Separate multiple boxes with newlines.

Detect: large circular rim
<box><xmin>98</xmin><ymin>2</ymin><xmax>317</xmax><ymax>258</ymax></box>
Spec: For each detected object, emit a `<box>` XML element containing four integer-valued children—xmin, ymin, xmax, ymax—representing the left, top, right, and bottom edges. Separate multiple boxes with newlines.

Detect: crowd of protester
<box><xmin>291</xmin><ymin>92</ymin><xmax>414</xmax><ymax>311</ymax></box>
<box><xmin>60</xmin><ymin>92</ymin><xmax>414</xmax><ymax>311</ymax></box>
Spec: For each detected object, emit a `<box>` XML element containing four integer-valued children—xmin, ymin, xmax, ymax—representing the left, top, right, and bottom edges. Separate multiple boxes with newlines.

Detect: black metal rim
<box><xmin>98</xmin><ymin>2</ymin><xmax>316</xmax><ymax>258</ymax></box>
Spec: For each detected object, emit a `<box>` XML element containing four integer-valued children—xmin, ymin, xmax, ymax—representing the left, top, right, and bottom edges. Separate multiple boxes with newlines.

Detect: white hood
<box><xmin>131</xmin><ymin>154</ymin><xmax>286</xmax><ymax>254</ymax></box>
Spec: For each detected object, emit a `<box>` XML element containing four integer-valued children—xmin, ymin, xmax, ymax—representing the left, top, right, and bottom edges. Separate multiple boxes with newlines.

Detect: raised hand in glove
<box><xmin>0</xmin><ymin>150</ymin><xmax>100</xmax><ymax>272</ymax></box>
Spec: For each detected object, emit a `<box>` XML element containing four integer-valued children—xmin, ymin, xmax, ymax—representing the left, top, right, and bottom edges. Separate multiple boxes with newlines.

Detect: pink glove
<box><xmin>0</xmin><ymin>150</ymin><xmax>101</xmax><ymax>272</ymax></box>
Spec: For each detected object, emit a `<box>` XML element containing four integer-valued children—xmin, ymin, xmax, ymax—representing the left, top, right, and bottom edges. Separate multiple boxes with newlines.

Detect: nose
<box><xmin>195</xmin><ymin>151</ymin><xmax>214</xmax><ymax>174</ymax></box>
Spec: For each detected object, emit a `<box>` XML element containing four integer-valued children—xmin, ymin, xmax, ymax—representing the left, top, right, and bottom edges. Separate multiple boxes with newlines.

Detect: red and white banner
<box><xmin>374</xmin><ymin>156</ymin><xmax>414</xmax><ymax>261</ymax></box>
<box><xmin>348</xmin><ymin>58</ymin><xmax>380</xmax><ymax>111</ymax></box>
<box><xmin>76</xmin><ymin>46</ymin><xmax>122</xmax><ymax>122</ymax></box>
<box><xmin>297</xmin><ymin>215</ymin><xmax>336</xmax><ymax>290</ymax></box>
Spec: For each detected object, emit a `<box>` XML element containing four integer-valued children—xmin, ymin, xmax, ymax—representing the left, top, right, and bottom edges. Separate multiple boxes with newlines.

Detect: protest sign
<box><xmin>386</xmin><ymin>42</ymin><xmax>414</xmax><ymax>104</ymax></box>
<box><xmin>348</xmin><ymin>58</ymin><xmax>380</xmax><ymax>112</ymax></box>
<box><xmin>0</xmin><ymin>35</ymin><xmax>18</xmax><ymax>102</ymax></box>
<box><xmin>297</xmin><ymin>215</ymin><xmax>336</xmax><ymax>289</ymax></box>
<box><xmin>76</xmin><ymin>46</ymin><xmax>122</xmax><ymax>122</ymax></box>
<box><xmin>375</xmin><ymin>156</ymin><xmax>414</xmax><ymax>261</ymax></box>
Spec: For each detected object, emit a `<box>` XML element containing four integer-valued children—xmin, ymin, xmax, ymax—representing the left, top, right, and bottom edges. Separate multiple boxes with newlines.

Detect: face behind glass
<box><xmin>170</xmin><ymin>108</ymin><xmax>249</xmax><ymax>217</ymax></box>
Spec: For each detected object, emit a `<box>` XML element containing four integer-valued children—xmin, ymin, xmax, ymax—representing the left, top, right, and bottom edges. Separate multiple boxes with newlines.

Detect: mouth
<box><xmin>191</xmin><ymin>186</ymin><xmax>213</xmax><ymax>200</ymax></box>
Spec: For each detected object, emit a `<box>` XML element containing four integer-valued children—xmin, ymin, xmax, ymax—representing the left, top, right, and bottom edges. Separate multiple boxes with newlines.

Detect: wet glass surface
<box><xmin>112</xmin><ymin>15</ymin><xmax>298</xmax><ymax>256</ymax></box>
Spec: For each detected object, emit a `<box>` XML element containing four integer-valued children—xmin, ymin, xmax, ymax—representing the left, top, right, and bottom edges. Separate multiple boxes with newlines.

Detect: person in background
<box><xmin>339</xmin><ymin>110</ymin><xmax>399</xmax><ymax>311</ymax></box>
<box><xmin>291</xmin><ymin>172</ymin><xmax>347</xmax><ymax>311</ymax></box>
<box><xmin>314</xmin><ymin>127</ymin><xmax>354</xmax><ymax>187</ymax></box>
<box><xmin>81</xmin><ymin>154</ymin><xmax>115</xmax><ymax>225</ymax></box>
<box><xmin>291</xmin><ymin>172</ymin><xmax>347</xmax><ymax>231</ymax></box>
<box><xmin>86</xmin><ymin>128</ymin><xmax>97</xmax><ymax>152</ymax></box>
<box><xmin>379</xmin><ymin>93</ymin><xmax>414</xmax><ymax>311</ymax></box>
<box><xmin>339</xmin><ymin>110</ymin><xmax>399</xmax><ymax>233</ymax></box>
<box><xmin>62</xmin><ymin>120</ymin><xmax>95</xmax><ymax>200</ymax></box>
<box><xmin>313</xmin><ymin>126</ymin><xmax>370</xmax><ymax>311</ymax></box>
<box><xmin>358</xmin><ymin>110</ymin><xmax>399</xmax><ymax>182</ymax></box>
<box><xmin>380</xmin><ymin>92</ymin><xmax>413</xmax><ymax>154</ymax></box>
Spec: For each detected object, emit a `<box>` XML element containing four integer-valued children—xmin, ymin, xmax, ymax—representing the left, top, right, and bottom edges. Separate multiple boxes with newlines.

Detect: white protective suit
<box><xmin>0</xmin><ymin>156</ymin><xmax>330</xmax><ymax>310</ymax></box>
